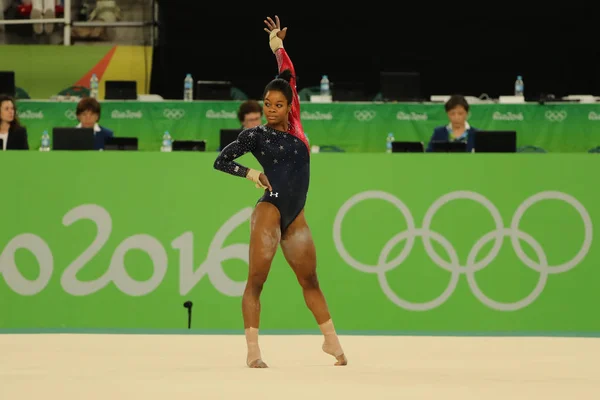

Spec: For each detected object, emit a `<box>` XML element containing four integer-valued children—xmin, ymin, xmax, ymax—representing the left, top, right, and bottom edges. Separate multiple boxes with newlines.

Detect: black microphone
<box><xmin>183</xmin><ymin>301</ymin><xmax>193</xmax><ymax>329</ymax></box>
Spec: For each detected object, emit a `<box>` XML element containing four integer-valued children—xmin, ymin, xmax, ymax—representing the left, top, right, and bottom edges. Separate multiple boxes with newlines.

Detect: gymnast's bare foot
<box><xmin>247</xmin><ymin>358</ymin><xmax>269</xmax><ymax>368</ymax></box>
<box><xmin>322</xmin><ymin>342</ymin><xmax>348</xmax><ymax>366</ymax></box>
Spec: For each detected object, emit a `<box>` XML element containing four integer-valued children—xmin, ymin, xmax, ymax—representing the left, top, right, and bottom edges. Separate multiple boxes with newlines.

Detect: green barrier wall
<box><xmin>15</xmin><ymin>101</ymin><xmax>600</xmax><ymax>153</ymax></box>
<box><xmin>0</xmin><ymin>153</ymin><xmax>598</xmax><ymax>335</ymax></box>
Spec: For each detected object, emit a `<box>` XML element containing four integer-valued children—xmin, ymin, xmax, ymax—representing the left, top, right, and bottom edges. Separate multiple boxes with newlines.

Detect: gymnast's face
<box><xmin>263</xmin><ymin>90</ymin><xmax>290</xmax><ymax>127</ymax></box>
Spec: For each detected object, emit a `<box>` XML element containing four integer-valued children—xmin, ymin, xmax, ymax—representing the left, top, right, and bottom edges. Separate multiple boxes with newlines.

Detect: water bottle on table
<box><xmin>40</xmin><ymin>130</ymin><xmax>50</xmax><ymax>151</ymax></box>
<box><xmin>514</xmin><ymin>75</ymin><xmax>524</xmax><ymax>97</ymax></box>
<box><xmin>161</xmin><ymin>131</ymin><xmax>172</xmax><ymax>152</ymax></box>
<box><xmin>184</xmin><ymin>74</ymin><xmax>194</xmax><ymax>101</ymax></box>
<box><xmin>320</xmin><ymin>75</ymin><xmax>330</xmax><ymax>96</ymax></box>
<box><xmin>386</xmin><ymin>132</ymin><xmax>395</xmax><ymax>153</ymax></box>
<box><xmin>90</xmin><ymin>73</ymin><xmax>99</xmax><ymax>98</ymax></box>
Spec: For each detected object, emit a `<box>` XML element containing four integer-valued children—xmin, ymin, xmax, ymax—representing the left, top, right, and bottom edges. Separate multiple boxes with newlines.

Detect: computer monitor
<box><xmin>380</xmin><ymin>71</ymin><xmax>422</xmax><ymax>102</ymax></box>
<box><xmin>391</xmin><ymin>141</ymin><xmax>424</xmax><ymax>153</ymax></box>
<box><xmin>172</xmin><ymin>140</ymin><xmax>206</xmax><ymax>152</ymax></box>
<box><xmin>473</xmin><ymin>131</ymin><xmax>517</xmax><ymax>153</ymax></box>
<box><xmin>104</xmin><ymin>137</ymin><xmax>138</xmax><ymax>151</ymax></box>
<box><xmin>219</xmin><ymin>128</ymin><xmax>242</xmax><ymax>150</ymax></box>
<box><xmin>52</xmin><ymin>127</ymin><xmax>95</xmax><ymax>150</ymax></box>
<box><xmin>0</xmin><ymin>71</ymin><xmax>16</xmax><ymax>97</ymax></box>
<box><xmin>331</xmin><ymin>81</ymin><xmax>369</xmax><ymax>102</ymax></box>
<box><xmin>430</xmin><ymin>141</ymin><xmax>467</xmax><ymax>153</ymax></box>
<box><xmin>105</xmin><ymin>80</ymin><xmax>137</xmax><ymax>100</ymax></box>
<box><xmin>196</xmin><ymin>81</ymin><xmax>232</xmax><ymax>100</ymax></box>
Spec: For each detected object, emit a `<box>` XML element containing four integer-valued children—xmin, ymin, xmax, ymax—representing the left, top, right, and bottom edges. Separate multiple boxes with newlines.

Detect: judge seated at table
<box><xmin>75</xmin><ymin>97</ymin><xmax>114</xmax><ymax>150</ymax></box>
<box><xmin>426</xmin><ymin>94</ymin><xmax>478</xmax><ymax>152</ymax></box>
<box><xmin>0</xmin><ymin>95</ymin><xmax>29</xmax><ymax>150</ymax></box>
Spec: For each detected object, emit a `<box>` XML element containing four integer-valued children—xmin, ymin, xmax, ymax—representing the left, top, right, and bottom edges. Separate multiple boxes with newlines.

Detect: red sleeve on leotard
<box><xmin>275</xmin><ymin>48</ymin><xmax>310</xmax><ymax>152</ymax></box>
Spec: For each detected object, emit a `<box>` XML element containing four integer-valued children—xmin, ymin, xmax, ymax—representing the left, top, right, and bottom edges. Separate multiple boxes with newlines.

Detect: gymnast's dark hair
<box><xmin>263</xmin><ymin>69</ymin><xmax>293</xmax><ymax>105</ymax></box>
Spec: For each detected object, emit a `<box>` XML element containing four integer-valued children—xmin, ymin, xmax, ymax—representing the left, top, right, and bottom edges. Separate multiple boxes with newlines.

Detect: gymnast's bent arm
<box><xmin>213</xmin><ymin>129</ymin><xmax>257</xmax><ymax>178</ymax></box>
<box><xmin>213</xmin><ymin>129</ymin><xmax>272</xmax><ymax>190</ymax></box>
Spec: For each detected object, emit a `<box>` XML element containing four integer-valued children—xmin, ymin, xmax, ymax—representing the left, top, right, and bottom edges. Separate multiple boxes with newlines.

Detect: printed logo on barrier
<box><xmin>0</xmin><ymin>191</ymin><xmax>593</xmax><ymax>305</ymax></box>
<box><xmin>205</xmin><ymin>109</ymin><xmax>236</xmax><ymax>119</ymax></box>
<box><xmin>354</xmin><ymin>110</ymin><xmax>376</xmax><ymax>122</ymax></box>
<box><xmin>396</xmin><ymin>111</ymin><xmax>428</xmax><ymax>121</ymax></box>
<box><xmin>18</xmin><ymin>110</ymin><xmax>44</xmax><ymax>120</ymax></box>
<box><xmin>0</xmin><ymin>205</ymin><xmax>252</xmax><ymax>297</ymax></box>
<box><xmin>301</xmin><ymin>111</ymin><xmax>333</xmax><ymax>120</ymax></box>
<box><xmin>492</xmin><ymin>111</ymin><xmax>524</xmax><ymax>121</ymax></box>
<box><xmin>588</xmin><ymin>111</ymin><xmax>600</xmax><ymax>121</ymax></box>
<box><xmin>111</xmin><ymin>110</ymin><xmax>143</xmax><ymax>119</ymax></box>
<box><xmin>545</xmin><ymin>110</ymin><xmax>567</xmax><ymax>122</ymax></box>
<box><xmin>333</xmin><ymin>190</ymin><xmax>592</xmax><ymax>311</ymax></box>
<box><xmin>64</xmin><ymin>109</ymin><xmax>77</xmax><ymax>120</ymax></box>
<box><xmin>163</xmin><ymin>109</ymin><xmax>185</xmax><ymax>120</ymax></box>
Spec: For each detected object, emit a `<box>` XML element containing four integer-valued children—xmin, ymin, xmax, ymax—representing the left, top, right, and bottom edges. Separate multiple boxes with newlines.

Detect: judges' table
<box><xmin>1</xmin><ymin>152</ymin><xmax>598</xmax><ymax>335</ymax></box>
<box><xmin>15</xmin><ymin>100</ymin><xmax>600</xmax><ymax>152</ymax></box>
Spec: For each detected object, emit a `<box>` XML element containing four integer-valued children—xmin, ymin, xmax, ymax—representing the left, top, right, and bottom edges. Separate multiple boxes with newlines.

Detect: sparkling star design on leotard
<box><xmin>212</xmin><ymin>47</ymin><xmax>311</xmax><ymax>235</ymax></box>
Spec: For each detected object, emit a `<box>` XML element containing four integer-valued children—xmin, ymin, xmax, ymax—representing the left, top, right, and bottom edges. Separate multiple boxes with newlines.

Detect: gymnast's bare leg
<box><xmin>242</xmin><ymin>202</ymin><xmax>281</xmax><ymax>368</ymax></box>
<box><xmin>280</xmin><ymin>210</ymin><xmax>347</xmax><ymax>366</ymax></box>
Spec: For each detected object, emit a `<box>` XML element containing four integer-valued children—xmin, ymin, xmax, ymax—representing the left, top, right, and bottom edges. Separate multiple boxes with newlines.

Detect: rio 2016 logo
<box><xmin>0</xmin><ymin>190</ymin><xmax>593</xmax><ymax>312</ymax></box>
<box><xmin>0</xmin><ymin>205</ymin><xmax>252</xmax><ymax>297</ymax></box>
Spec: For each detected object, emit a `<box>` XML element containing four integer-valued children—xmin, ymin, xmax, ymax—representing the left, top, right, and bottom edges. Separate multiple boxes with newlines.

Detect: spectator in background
<box><xmin>75</xmin><ymin>97</ymin><xmax>113</xmax><ymax>150</ymax></box>
<box><xmin>237</xmin><ymin>99</ymin><xmax>263</xmax><ymax>129</ymax></box>
<box><xmin>22</xmin><ymin>0</ymin><xmax>56</xmax><ymax>34</ymax></box>
<box><xmin>0</xmin><ymin>94</ymin><xmax>29</xmax><ymax>150</ymax></box>
<box><xmin>426</xmin><ymin>94</ymin><xmax>478</xmax><ymax>152</ymax></box>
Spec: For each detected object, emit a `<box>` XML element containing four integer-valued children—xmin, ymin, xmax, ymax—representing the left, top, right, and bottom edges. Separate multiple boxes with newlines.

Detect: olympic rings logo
<box><xmin>163</xmin><ymin>109</ymin><xmax>186</xmax><ymax>120</ymax></box>
<box><xmin>354</xmin><ymin>110</ymin><xmax>376</xmax><ymax>122</ymax></box>
<box><xmin>333</xmin><ymin>190</ymin><xmax>593</xmax><ymax>312</ymax></box>
<box><xmin>64</xmin><ymin>109</ymin><xmax>77</xmax><ymax>120</ymax></box>
<box><xmin>545</xmin><ymin>110</ymin><xmax>567</xmax><ymax>122</ymax></box>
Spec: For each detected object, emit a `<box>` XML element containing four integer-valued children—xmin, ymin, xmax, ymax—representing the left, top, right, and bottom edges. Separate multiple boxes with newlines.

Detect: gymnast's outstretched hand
<box><xmin>264</xmin><ymin>15</ymin><xmax>287</xmax><ymax>41</ymax></box>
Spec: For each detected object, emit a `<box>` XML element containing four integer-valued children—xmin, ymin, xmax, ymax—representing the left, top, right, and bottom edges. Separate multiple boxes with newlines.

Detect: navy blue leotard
<box><xmin>213</xmin><ymin>48</ymin><xmax>311</xmax><ymax>234</ymax></box>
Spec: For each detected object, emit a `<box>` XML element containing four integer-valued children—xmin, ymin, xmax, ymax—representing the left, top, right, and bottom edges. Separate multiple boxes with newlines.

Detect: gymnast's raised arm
<box><xmin>264</xmin><ymin>15</ymin><xmax>302</xmax><ymax>132</ymax></box>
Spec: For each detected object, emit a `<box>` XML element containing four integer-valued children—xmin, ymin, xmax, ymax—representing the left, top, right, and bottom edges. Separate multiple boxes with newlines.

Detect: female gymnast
<box><xmin>213</xmin><ymin>15</ymin><xmax>347</xmax><ymax>368</ymax></box>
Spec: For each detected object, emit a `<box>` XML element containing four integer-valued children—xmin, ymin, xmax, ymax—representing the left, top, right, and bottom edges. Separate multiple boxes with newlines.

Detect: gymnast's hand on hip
<box><xmin>259</xmin><ymin>173</ymin><xmax>273</xmax><ymax>192</ymax></box>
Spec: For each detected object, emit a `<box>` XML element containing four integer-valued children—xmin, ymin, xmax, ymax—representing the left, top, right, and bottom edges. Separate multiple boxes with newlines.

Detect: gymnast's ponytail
<box><xmin>263</xmin><ymin>69</ymin><xmax>293</xmax><ymax>104</ymax></box>
<box><xmin>277</xmin><ymin>69</ymin><xmax>293</xmax><ymax>83</ymax></box>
